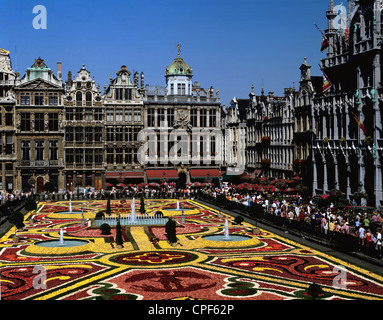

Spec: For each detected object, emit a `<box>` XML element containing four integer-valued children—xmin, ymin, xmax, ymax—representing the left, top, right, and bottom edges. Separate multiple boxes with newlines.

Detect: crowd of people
<box><xmin>0</xmin><ymin>191</ymin><xmax>33</xmax><ymax>205</ymax></box>
<box><xmin>2</xmin><ymin>180</ymin><xmax>382</xmax><ymax>259</ymax></box>
<box><xmin>197</xmin><ymin>183</ymin><xmax>383</xmax><ymax>259</ymax></box>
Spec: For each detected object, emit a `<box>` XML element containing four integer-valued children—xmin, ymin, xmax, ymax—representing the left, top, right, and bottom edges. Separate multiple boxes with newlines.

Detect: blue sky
<box><xmin>0</xmin><ymin>0</ymin><xmax>332</xmax><ymax>105</ymax></box>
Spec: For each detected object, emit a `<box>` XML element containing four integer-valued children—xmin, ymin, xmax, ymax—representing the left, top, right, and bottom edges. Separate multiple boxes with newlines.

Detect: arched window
<box><xmin>76</xmin><ymin>92</ymin><xmax>82</xmax><ymax>106</ymax></box>
<box><xmin>86</xmin><ymin>92</ymin><xmax>92</xmax><ymax>106</ymax></box>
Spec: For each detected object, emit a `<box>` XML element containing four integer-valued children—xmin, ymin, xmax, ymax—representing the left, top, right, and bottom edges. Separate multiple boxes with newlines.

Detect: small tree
<box><xmin>165</xmin><ymin>218</ymin><xmax>178</xmax><ymax>244</ymax></box>
<box><xmin>115</xmin><ymin>220</ymin><xmax>123</xmax><ymax>247</ymax></box>
<box><xmin>106</xmin><ymin>198</ymin><xmax>111</xmax><ymax>216</ymax></box>
<box><xmin>43</xmin><ymin>181</ymin><xmax>55</xmax><ymax>193</ymax></box>
<box><xmin>140</xmin><ymin>195</ymin><xmax>146</xmax><ymax>214</ymax></box>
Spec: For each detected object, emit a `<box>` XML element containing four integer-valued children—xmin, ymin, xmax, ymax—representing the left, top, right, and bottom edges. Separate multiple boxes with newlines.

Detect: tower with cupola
<box><xmin>165</xmin><ymin>46</ymin><xmax>193</xmax><ymax>96</ymax></box>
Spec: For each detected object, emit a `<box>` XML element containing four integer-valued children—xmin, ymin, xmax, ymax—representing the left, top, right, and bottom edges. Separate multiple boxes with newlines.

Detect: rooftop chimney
<box><xmin>57</xmin><ymin>62</ymin><xmax>62</xmax><ymax>80</ymax></box>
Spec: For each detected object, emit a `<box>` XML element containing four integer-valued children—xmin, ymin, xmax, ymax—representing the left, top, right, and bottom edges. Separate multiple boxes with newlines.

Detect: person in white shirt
<box><xmin>374</xmin><ymin>230</ymin><xmax>382</xmax><ymax>258</ymax></box>
<box><xmin>358</xmin><ymin>225</ymin><xmax>366</xmax><ymax>247</ymax></box>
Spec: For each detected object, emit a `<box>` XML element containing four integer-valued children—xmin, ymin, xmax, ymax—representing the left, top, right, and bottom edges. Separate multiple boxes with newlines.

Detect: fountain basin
<box><xmin>202</xmin><ymin>234</ymin><xmax>252</xmax><ymax>242</ymax></box>
<box><xmin>24</xmin><ymin>239</ymin><xmax>92</xmax><ymax>255</ymax></box>
<box><xmin>94</xmin><ymin>217</ymin><xmax>169</xmax><ymax>227</ymax></box>
<box><xmin>161</xmin><ymin>208</ymin><xmax>200</xmax><ymax>215</ymax></box>
<box><xmin>199</xmin><ymin>234</ymin><xmax>261</xmax><ymax>248</ymax></box>
<box><xmin>54</xmin><ymin>211</ymin><xmax>83</xmax><ymax>214</ymax></box>
<box><xmin>35</xmin><ymin>239</ymin><xmax>88</xmax><ymax>247</ymax></box>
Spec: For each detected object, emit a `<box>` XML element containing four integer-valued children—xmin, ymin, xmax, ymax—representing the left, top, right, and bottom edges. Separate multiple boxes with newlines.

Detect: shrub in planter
<box><xmin>307</xmin><ymin>283</ymin><xmax>323</xmax><ymax>299</ymax></box>
<box><xmin>165</xmin><ymin>218</ymin><xmax>178</xmax><ymax>244</ymax></box>
<box><xmin>96</xmin><ymin>211</ymin><xmax>105</xmax><ymax>220</ymax></box>
<box><xmin>154</xmin><ymin>211</ymin><xmax>164</xmax><ymax>218</ymax></box>
<box><xmin>25</xmin><ymin>197</ymin><xmax>37</xmax><ymax>212</ymax></box>
<box><xmin>234</xmin><ymin>216</ymin><xmax>244</xmax><ymax>225</ymax></box>
<box><xmin>100</xmin><ymin>223</ymin><xmax>111</xmax><ymax>235</ymax></box>
<box><xmin>8</xmin><ymin>211</ymin><xmax>25</xmax><ymax>230</ymax></box>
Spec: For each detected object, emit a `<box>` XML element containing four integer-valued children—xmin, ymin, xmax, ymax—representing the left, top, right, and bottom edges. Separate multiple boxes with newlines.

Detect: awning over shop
<box><xmin>106</xmin><ymin>171</ymin><xmax>144</xmax><ymax>179</ymax></box>
<box><xmin>189</xmin><ymin>169</ymin><xmax>221</xmax><ymax>179</ymax></box>
<box><xmin>146</xmin><ymin>169</ymin><xmax>179</xmax><ymax>180</ymax></box>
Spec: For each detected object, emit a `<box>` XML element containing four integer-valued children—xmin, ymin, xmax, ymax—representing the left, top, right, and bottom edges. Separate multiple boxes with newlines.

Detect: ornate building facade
<box><xmin>62</xmin><ymin>64</ymin><xmax>104</xmax><ymax>192</ymax></box>
<box><xmin>0</xmin><ymin>48</ymin><xmax>224</xmax><ymax>194</ymax></box>
<box><xmin>312</xmin><ymin>0</ymin><xmax>383</xmax><ymax>207</ymax></box>
<box><xmin>142</xmin><ymin>51</ymin><xmax>223</xmax><ymax>184</ymax></box>
<box><xmin>294</xmin><ymin>58</ymin><xmax>323</xmax><ymax>194</ymax></box>
<box><xmin>0</xmin><ymin>48</ymin><xmax>17</xmax><ymax>192</ymax></box>
<box><xmin>103</xmin><ymin>66</ymin><xmax>145</xmax><ymax>185</ymax></box>
<box><xmin>223</xmin><ymin>86</ymin><xmax>295</xmax><ymax>181</ymax></box>
<box><xmin>14</xmin><ymin>58</ymin><xmax>65</xmax><ymax>194</ymax></box>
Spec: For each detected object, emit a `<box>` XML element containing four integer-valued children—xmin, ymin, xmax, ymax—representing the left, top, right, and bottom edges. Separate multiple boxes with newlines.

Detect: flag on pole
<box><xmin>315</xmin><ymin>23</ymin><xmax>332</xmax><ymax>52</ymax></box>
<box><xmin>321</xmin><ymin>36</ymin><xmax>330</xmax><ymax>52</ymax></box>
<box><xmin>352</xmin><ymin>112</ymin><xmax>367</xmax><ymax>135</ymax></box>
<box><xmin>320</xmin><ymin>67</ymin><xmax>332</xmax><ymax>95</ymax></box>
<box><xmin>345</xmin><ymin>22</ymin><xmax>350</xmax><ymax>44</ymax></box>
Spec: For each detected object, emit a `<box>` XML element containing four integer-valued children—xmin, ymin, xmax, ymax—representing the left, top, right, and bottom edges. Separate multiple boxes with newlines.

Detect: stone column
<box><xmin>334</xmin><ymin>160</ymin><xmax>339</xmax><ymax>190</ymax></box>
<box><xmin>375</xmin><ymin>162</ymin><xmax>382</xmax><ymax>208</ymax></box>
<box><xmin>323</xmin><ymin>160</ymin><xmax>328</xmax><ymax>193</ymax></box>
<box><xmin>58</xmin><ymin>169</ymin><xmax>64</xmax><ymax>193</ymax></box>
<box><xmin>359</xmin><ymin>158</ymin><xmax>365</xmax><ymax>193</ymax></box>
<box><xmin>333</xmin><ymin>109</ymin><xmax>339</xmax><ymax>140</ymax></box>
<box><xmin>312</xmin><ymin>156</ymin><xmax>318</xmax><ymax>194</ymax></box>
<box><xmin>346</xmin><ymin>160</ymin><xmax>351</xmax><ymax>200</ymax></box>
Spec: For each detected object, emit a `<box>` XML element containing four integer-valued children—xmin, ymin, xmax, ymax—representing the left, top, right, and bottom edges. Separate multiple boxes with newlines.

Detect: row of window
<box><xmin>20</xmin><ymin>113</ymin><xmax>58</xmax><ymax>132</ymax></box>
<box><xmin>20</xmin><ymin>94</ymin><xmax>59</xmax><ymax>106</ymax></box>
<box><xmin>65</xmin><ymin>148</ymin><xmax>104</xmax><ymax>165</ymax></box>
<box><xmin>147</xmin><ymin>108</ymin><xmax>218</xmax><ymax>127</ymax></box>
<box><xmin>106</xmin><ymin>108</ymin><xmax>141</xmax><ymax>122</ymax></box>
<box><xmin>20</xmin><ymin>140</ymin><xmax>58</xmax><ymax>161</ymax></box>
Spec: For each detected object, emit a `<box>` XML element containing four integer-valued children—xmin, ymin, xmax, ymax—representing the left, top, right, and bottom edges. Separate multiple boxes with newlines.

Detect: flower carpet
<box><xmin>1</xmin><ymin>199</ymin><xmax>383</xmax><ymax>300</ymax></box>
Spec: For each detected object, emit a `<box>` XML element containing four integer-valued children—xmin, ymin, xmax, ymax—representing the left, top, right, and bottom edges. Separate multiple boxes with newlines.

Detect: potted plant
<box><xmin>100</xmin><ymin>223</ymin><xmax>111</xmax><ymax>235</ymax></box>
<box><xmin>8</xmin><ymin>211</ymin><xmax>25</xmax><ymax>242</ymax></box>
<box><xmin>24</xmin><ymin>197</ymin><xmax>37</xmax><ymax>212</ymax></box>
<box><xmin>165</xmin><ymin>218</ymin><xmax>178</xmax><ymax>246</ymax></box>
